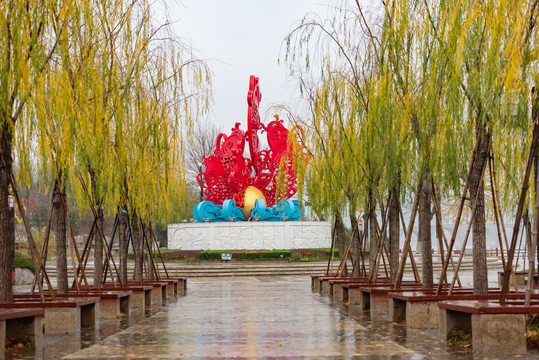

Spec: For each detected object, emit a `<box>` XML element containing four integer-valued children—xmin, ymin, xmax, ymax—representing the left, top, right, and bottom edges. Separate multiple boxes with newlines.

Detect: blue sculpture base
<box><xmin>193</xmin><ymin>199</ymin><xmax>304</xmax><ymax>223</ymax></box>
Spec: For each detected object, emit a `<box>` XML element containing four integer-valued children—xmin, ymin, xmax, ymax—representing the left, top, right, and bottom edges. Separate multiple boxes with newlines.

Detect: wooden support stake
<box><xmin>436</xmin><ymin>135</ymin><xmax>483</xmax><ymax>295</ymax></box>
<box><xmin>94</xmin><ymin>210</ymin><xmax>118</xmax><ymax>287</ymax></box>
<box><xmin>448</xmin><ymin>136</ymin><xmax>490</xmax><ymax>294</ymax></box>
<box><xmin>395</xmin><ymin>184</ymin><xmax>421</xmax><ymax>288</ymax></box>
<box><xmin>488</xmin><ymin>154</ymin><xmax>506</xmax><ymax>271</ymax></box>
<box><xmin>336</xmin><ymin>227</ymin><xmax>355</xmax><ymax>277</ymax></box>
<box><xmin>369</xmin><ymin>199</ymin><xmax>390</xmax><ymax>283</ymax></box>
<box><xmin>431</xmin><ymin>183</ymin><xmax>447</xmax><ymax>286</ymax></box>
<box><xmin>326</xmin><ymin>217</ymin><xmax>337</xmax><ymax>276</ymax></box>
<box><xmin>9</xmin><ymin>172</ymin><xmax>54</xmax><ymax>301</ymax></box>
<box><xmin>151</xmin><ymin>226</ymin><xmax>169</xmax><ymax>278</ymax></box>
<box><xmin>77</xmin><ymin>172</ymin><xmax>119</xmax><ymax>287</ymax></box>
<box><xmin>77</xmin><ymin>223</ymin><xmax>94</xmax><ymax>288</ymax></box>
<box><xmin>63</xmin><ymin>195</ymin><xmax>80</xmax><ymax>293</ymax></box>
<box><xmin>126</xmin><ymin>211</ymin><xmax>143</xmax><ymax>283</ymax></box>
<box><xmin>73</xmin><ymin>217</ymin><xmax>96</xmax><ymax>288</ymax></box>
<box><xmin>142</xmin><ymin>222</ymin><xmax>159</xmax><ymax>280</ymax></box>
<box><xmin>69</xmin><ymin>225</ymin><xmax>88</xmax><ymax>290</ymax></box>
<box><xmin>370</xmin><ymin>214</ymin><xmax>391</xmax><ymax>282</ymax></box>
<box><xmin>516</xmin><ymin>221</ymin><xmax>525</xmax><ymax>275</ymax></box>
<box><xmin>500</xmin><ymin>113</ymin><xmax>539</xmax><ymax>304</ymax></box>
<box><xmin>31</xmin><ymin>193</ymin><xmax>55</xmax><ymax>293</ymax></box>
<box><xmin>399</xmin><ymin>203</ymin><xmax>420</xmax><ymax>283</ymax></box>
<box><xmin>350</xmin><ymin>225</ymin><xmax>367</xmax><ymax>278</ymax></box>
<box><xmin>527</xmin><ymin>186</ymin><xmax>539</xmax><ymax>306</ymax></box>
<box><xmin>102</xmin><ymin>215</ymin><xmax>119</xmax><ymax>283</ymax></box>
<box><xmin>358</xmin><ymin>230</ymin><xmax>367</xmax><ymax>277</ymax></box>
<box><xmin>431</xmin><ymin>184</ymin><xmax>461</xmax><ymax>287</ymax></box>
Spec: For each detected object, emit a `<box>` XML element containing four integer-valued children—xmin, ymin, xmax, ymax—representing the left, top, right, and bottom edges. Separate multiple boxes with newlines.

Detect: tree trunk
<box><xmin>368</xmin><ymin>191</ymin><xmax>378</xmax><ymax>274</ymax></box>
<box><xmin>0</xmin><ymin>125</ymin><xmax>14</xmax><ymax>302</ymax></box>
<box><xmin>88</xmin><ymin>168</ymin><xmax>104</xmax><ymax>288</ymax></box>
<box><xmin>119</xmin><ymin>208</ymin><xmax>128</xmax><ymax>286</ymax></box>
<box><xmin>419</xmin><ymin>175</ymin><xmax>433</xmax><ymax>288</ymax></box>
<box><xmin>469</xmin><ymin>127</ymin><xmax>490</xmax><ymax>294</ymax></box>
<box><xmin>535</xmin><ymin>138</ymin><xmax>539</xmax><ymax>273</ymax></box>
<box><xmin>381</xmin><ymin>202</ymin><xmax>387</xmax><ymax>246</ymax></box>
<box><xmin>525</xmin><ymin>211</ymin><xmax>532</xmax><ymax>270</ymax></box>
<box><xmin>335</xmin><ymin>210</ymin><xmax>347</xmax><ymax>275</ymax></box>
<box><xmin>434</xmin><ymin>186</ymin><xmax>446</xmax><ymax>285</ymax></box>
<box><xmin>144</xmin><ymin>223</ymin><xmax>157</xmax><ymax>279</ymax></box>
<box><xmin>389</xmin><ymin>180</ymin><xmax>400</xmax><ymax>283</ymax></box>
<box><xmin>362</xmin><ymin>199</ymin><xmax>369</xmax><ymax>263</ymax></box>
<box><xmin>350</xmin><ymin>214</ymin><xmax>360</xmax><ymax>278</ymax></box>
<box><xmin>53</xmin><ymin>183</ymin><xmax>68</xmax><ymax>294</ymax></box>
<box><xmin>94</xmin><ymin>207</ymin><xmax>104</xmax><ymax>288</ymax></box>
<box><xmin>132</xmin><ymin>211</ymin><xmax>143</xmax><ymax>281</ymax></box>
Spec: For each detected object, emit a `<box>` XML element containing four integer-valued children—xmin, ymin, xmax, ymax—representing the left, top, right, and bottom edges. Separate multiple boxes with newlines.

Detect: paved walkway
<box><xmin>16</xmin><ymin>275</ymin><xmax>538</xmax><ymax>359</ymax></box>
<box><xmin>51</xmin><ymin>276</ymin><xmax>458</xmax><ymax>359</ymax></box>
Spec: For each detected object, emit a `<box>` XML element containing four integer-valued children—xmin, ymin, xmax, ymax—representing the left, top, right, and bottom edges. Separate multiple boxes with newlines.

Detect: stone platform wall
<box><xmin>167</xmin><ymin>221</ymin><xmax>331</xmax><ymax>250</ymax></box>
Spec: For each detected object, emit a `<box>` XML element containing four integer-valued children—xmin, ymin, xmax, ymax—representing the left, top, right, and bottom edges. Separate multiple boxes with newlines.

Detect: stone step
<box><xmin>43</xmin><ymin>257</ymin><xmax>504</xmax><ymax>277</ymax></box>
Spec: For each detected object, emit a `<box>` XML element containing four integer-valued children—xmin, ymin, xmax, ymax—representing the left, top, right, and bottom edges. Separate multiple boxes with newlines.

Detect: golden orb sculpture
<box><xmin>242</xmin><ymin>186</ymin><xmax>266</xmax><ymax>219</ymax></box>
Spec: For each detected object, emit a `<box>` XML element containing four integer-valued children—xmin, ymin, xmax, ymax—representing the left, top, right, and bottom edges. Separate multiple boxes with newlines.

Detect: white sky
<box><xmin>168</xmin><ymin>0</ymin><xmax>330</xmax><ymax>132</ymax></box>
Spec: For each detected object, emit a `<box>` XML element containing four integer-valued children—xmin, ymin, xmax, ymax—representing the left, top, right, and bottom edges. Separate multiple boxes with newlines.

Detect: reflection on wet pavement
<box><xmin>7</xmin><ymin>276</ymin><xmax>539</xmax><ymax>359</ymax></box>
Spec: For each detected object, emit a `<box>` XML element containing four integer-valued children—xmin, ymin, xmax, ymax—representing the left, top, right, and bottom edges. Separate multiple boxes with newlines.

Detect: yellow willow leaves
<box><xmin>285</xmin><ymin>0</ymin><xmax>538</xmax><ymax>217</ymax></box>
<box><xmin>8</xmin><ymin>0</ymin><xmax>212</xmax><ymax>224</ymax></box>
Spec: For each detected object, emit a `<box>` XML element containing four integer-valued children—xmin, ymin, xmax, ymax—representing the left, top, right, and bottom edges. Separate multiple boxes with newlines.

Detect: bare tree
<box><xmin>184</xmin><ymin>121</ymin><xmax>222</xmax><ymax>201</ymax></box>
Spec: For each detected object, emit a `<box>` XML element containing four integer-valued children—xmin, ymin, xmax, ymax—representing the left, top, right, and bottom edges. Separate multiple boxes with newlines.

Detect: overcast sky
<box><xmin>168</xmin><ymin>1</ymin><xmax>329</xmax><ymax>133</ymax></box>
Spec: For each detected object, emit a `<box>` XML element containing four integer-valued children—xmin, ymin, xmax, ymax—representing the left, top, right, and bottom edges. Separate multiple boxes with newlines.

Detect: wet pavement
<box><xmin>6</xmin><ymin>275</ymin><xmax>539</xmax><ymax>359</ymax></box>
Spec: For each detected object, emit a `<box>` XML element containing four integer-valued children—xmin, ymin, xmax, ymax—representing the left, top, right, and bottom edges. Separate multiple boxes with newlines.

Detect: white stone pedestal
<box><xmin>167</xmin><ymin>221</ymin><xmax>331</xmax><ymax>250</ymax></box>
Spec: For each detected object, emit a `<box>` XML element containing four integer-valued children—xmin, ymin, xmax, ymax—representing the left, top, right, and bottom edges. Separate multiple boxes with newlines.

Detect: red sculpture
<box><xmin>197</xmin><ymin>76</ymin><xmax>298</xmax><ymax>208</ymax></box>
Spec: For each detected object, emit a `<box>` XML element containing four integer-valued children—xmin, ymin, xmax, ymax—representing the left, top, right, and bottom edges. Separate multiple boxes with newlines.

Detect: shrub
<box><xmin>15</xmin><ymin>251</ymin><xmax>35</xmax><ymax>273</ymax></box>
<box><xmin>196</xmin><ymin>250</ymin><xmax>292</xmax><ymax>261</ymax></box>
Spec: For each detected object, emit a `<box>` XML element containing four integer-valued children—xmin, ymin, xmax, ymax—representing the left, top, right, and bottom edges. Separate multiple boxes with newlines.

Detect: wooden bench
<box><xmin>311</xmin><ymin>275</ymin><xmax>336</xmax><ymax>291</ymax></box>
<box><xmin>318</xmin><ymin>276</ymin><xmax>394</xmax><ymax>297</ymax></box>
<box><xmin>165</xmin><ymin>277</ymin><xmax>187</xmax><ymax>295</ymax></box>
<box><xmin>389</xmin><ymin>290</ymin><xmax>497</xmax><ymax>328</ymax></box>
<box><xmin>0</xmin><ymin>297</ymin><xmax>99</xmax><ymax>336</ymax></box>
<box><xmin>325</xmin><ymin>279</ymin><xmax>359</xmax><ymax>296</ymax></box>
<box><xmin>439</xmin><ymin>299</ymin><xmax>539</xmax><ymax>356</ymax></box>
<box><xmin>15</xmin><ymin>291</ymin><xmax>131</xmax><ymax>320</ymax></box>
<box><xmin>388</xmin><ymin>289</ymin><xmax>539</xmax><ymax>329</ymax></box>
<box><xmin>358</xmin><ymin>285</ymin><xmax>426</xmax><ymax>316</ymax></box>
<box><xmin>327</xmin><ymin>278</ymin><xmax>396</xmax><ymax>297</ymax></box>
<box><xmin>156</xmin><ymin>278</ymin><xmax>179</xmax><ymax>299</ymax></box>
<box><xmin>126</xmin><ymin>281</ymin><xmax>169</xmax><ymax>308</ymax></box>
<box><xmin>102</xmin><ymin>285</ymin><xmax>153</xmax><ymax>313</ymax></box>
<box><xmin>0</xmin><ymin>308</ymin><xmax>44</xmax><ymax>357</ymax></box>
<box><xmin>85</xmin><ymin>290</ymin><xmax>131</xmax><ymax>319</ymax></box>
<box><xmin>316</xmin><ymin>276</ymin><xmax>352</xmax><ymax>294</ymax></box>
<box><xmin>341</xmin><ymin>281</ymin><xmax>420</xmax><ymax>306</ymax></box>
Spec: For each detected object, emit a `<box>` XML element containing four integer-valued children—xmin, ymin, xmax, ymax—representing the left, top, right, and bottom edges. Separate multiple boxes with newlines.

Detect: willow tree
<box><xmin>22</xmin><ymin>0</ymin><xmax>103</xmax><ymax>294</ymax></box>
<box><xmin>0</xmin><ymin>0</ymin><xmax>70</xmax><ymax>302</ymax></box>
<box><xmin>284</xmin><ymin>2</ymin><xmax>416</xmax><ymax>281</ymax></box>
<box><xmin>286</xmin><ymin>0</ymin><xmax>538</xmax><ymax>293</ymax></box>
<box><xmin>374</xmin><ymin>0</ymin><xmax>453</xmax><ymax>287</ymax></box>
<box><xmin>422</xmin><ymin>0</ymin><xmax>538</xmax><ymax>294</ymax></box>
<box><xmin>24</xmin><ymin>0</ymin><xmax>131</xmax><ymax>289</ymax></box>
<box><xmin>115</xmin><ymin>32</ymin><xmax>212</xmax><ymax>282</ymax></box>
<box><xmin>303</xmin><ymin>75</ymin><xmax>367</xmax><ymax>273</ymax></box>
<box><xmin>31</xmin><ymin>63</ymin><xmax>78</xmax><ymax>294</ymax></box>
<box><xmin>64</xmin><ymin>0</ymin><xmax>212</xmax><ymax>286</ymax></box>
<box><xmin>17</xmin><ymin>0</ymin><xmax>211</xmax><ymax>290</ymax></box>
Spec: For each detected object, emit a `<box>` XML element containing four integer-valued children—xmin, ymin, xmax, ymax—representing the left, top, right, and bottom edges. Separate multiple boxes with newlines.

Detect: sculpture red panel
<box><xmin>197</xmin><ymin>75</ymin><xmax>299</xmax><ymax>209</ymax></box>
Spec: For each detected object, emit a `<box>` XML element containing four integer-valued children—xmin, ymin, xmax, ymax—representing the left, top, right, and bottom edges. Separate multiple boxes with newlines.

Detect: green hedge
<box><xmin>126</xmin><ymin>248</ymin><xmax>355</xmax><ymax>262</ymax></box>
<box><xmin>15</xmin><ymin>251</ymin><xmax>35</xmax><ymax>273</ymax></box>
<box><xmin>196</xmin><ymin>250</ymin><xmax>292</xmax><ymax>261</ymax></box>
